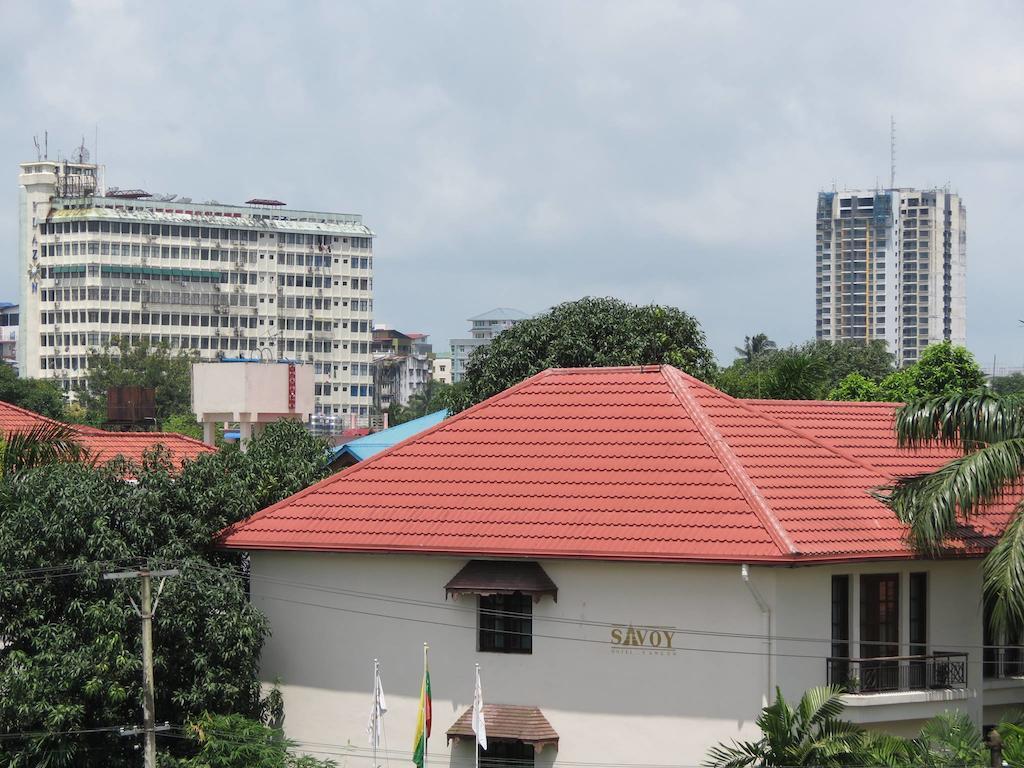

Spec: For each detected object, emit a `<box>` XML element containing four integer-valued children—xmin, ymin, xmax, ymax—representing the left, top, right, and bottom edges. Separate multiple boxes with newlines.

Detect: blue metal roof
<box><xmin>329</xmin><ymin>410</ymin><xmax>449</xmax><ymax>463</ymax></box>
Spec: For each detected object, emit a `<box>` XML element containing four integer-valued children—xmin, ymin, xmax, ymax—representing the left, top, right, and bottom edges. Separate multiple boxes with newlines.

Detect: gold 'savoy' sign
<box><xmin>610</xmin><ymin>625</ymin><xmax>676</xmax><ymax>652</ymax></box>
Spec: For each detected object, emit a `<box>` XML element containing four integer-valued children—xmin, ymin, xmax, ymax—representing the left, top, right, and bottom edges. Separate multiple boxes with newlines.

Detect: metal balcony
<box><xmin>826</xmin><ymin>653</ymin><xmax>968</xmax><ymax>694</ymax></box>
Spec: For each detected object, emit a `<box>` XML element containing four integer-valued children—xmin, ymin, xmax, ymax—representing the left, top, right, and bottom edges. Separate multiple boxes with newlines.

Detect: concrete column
<box><xmin>202</xmin><ymin>420</ymin><xmax>216</xmax><ymax>447</ymax></box>
<box><xmin>239</xmin><ymin>420</ymin><xmax>253</xmax><ymax>452</ymax></box>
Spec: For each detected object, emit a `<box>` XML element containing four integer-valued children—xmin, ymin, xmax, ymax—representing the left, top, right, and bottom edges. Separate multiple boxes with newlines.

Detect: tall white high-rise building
<box><xmin>449</xmin><ymin>307</ymin><xmax>529</xmax><ymax>382</ymax></box>
<box><xmin>18</xmin><ymin>158</ymin><xmax>375</xmax><ymax>425</ymax></box>
<box><xmin>815</xmin><ymin>188</ymin><xmax>966</xmax><ymax>365</ymax></box>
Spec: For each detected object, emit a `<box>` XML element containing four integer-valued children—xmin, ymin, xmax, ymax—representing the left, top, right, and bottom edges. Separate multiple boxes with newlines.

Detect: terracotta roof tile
<box><xmin>447</xmin><ymin>704</ymin><xmax>558</xmax><ymax>747</ymax></box>
<box><xmin>0</xmin><ymin>400</ymin><xmax>214</xmax><ymax>469</ymax></box>
<box><xmin>221</xmin><ymin>366</ymin><xmax>1007</xmax><ymax>563</ymax></box>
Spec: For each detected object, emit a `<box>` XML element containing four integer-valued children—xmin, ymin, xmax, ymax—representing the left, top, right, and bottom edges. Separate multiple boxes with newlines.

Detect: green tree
<box><xmin>0</xmin><ymin>364</ymin><xmax>66</xmax><ymax>418</ymax></box>
<box><xmin>0</xmin><ymin>420</ymin><xmax>330</xmax><ymax>767</ymax></box>
<box><xmin>734</xmin><ymin>334</ymin><xmax>777</xmax><ymax>364</ymax></box>
<box><xmin>162</xmin><ymin>413</ymin><xmax>204</xmax><ymax>440</ymax></box>
<box><xmin>162</xmin><ymin>712</ymin><xmax>337</xmax><ymax>768</ymax></box>
<box><xmin>703</xmin><ymin>686</ymin><xmax>862</xmax><ymax>767</ymax></box>
<box><xmin>81</xmin><ymin>337</ymin><xmax>197</xmax><ymax>423</ymax></box>
<box><xmin>993</xmin><ymin>373</ymin><xmax>1024</xmax><ymax>396</ymax></box>
<box><xmin>443</xmin><ymin>297</ymin><xmax>716</xmax><ymax>412</ymax></box>
<box><xmin>705</xmin><ymin>688</ymin><xmax>1023</xmax><ymax>768</ymax></box>
<box><xmin>910</xmin><ymin>342</ymin><xmax>985</xmax><ymax>398</ymax></box>
<box><xmin>828</xmin><ymin>373</ymin><xmax>881</xmax><ymax>402</ymax></box>
<box><xmin>877</xmin><ymin>389</ymin><xmax>1024</xmax><ymax>636</ymax></box>
<box><xmin>0</xmin><ymin>421</ymin><xmax>91</xmax><ymax>478</ymax></box>
<box><xmin>796</xmin><ymin>340</ymin><xmax>894</xmax><ymax>391</ymax></box>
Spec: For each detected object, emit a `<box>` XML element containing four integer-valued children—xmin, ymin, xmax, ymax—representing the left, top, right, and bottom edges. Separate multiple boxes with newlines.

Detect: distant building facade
<box><xmin>371</xmin><ymin>326</ymin><xmax>432</xmax><ymax>409</ymax></box>
<box><xmin>18</xmin><ymin>158</ymin><xmax>375</xmax><ymax>425</ymax></box>
<box><xmin>431</xmin><ymin>356</ymin><xmax>452</xmax><ymax>385</ymax></box>
<box><xmin>815</xmin><ymin>188</ymin><xmax>966</xmax><ymax>366</ymax></box>
<box><xmin>0</xmin><ymin>303</ymin><xmax>18</xmax><ymax>366</ymax></box>
<box><xmin>450</xmin><ymin>308</ymin><xmax>529</xmax><ymax>382</ymax></box>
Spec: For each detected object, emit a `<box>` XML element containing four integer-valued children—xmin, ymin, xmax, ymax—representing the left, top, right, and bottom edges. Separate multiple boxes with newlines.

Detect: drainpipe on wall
<box><xmin>741</xmin><ymin>563</ymin><xmax>773</xmax><ymax>705</ymax></box>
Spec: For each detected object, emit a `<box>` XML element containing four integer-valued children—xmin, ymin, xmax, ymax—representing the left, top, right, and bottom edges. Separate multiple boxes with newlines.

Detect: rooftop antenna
<box><xmin>44</xmin><ymin>130</ymin><xmax>48</xmax><ymax>160</ymax></box>
<box><xmin>33</xmin><ymin>135</ymin><xmax>41</xmax><ymax>161</ymax></box>
<box><xmin>890</xmin><ymin>115</ymin><xmax>896</xmax><ymax>189</ymax></box>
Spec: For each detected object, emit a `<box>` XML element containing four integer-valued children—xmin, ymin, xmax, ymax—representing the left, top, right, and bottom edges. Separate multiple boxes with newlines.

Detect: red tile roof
<box><xmin>219</xmin><ymin>366</ymin><xmax>1008</xmax><ymax>563</ymax></box>
<box><xmin>0</xmin><ymin>400</ymin><xmax>214</xmax><ymax>469</ymax></box>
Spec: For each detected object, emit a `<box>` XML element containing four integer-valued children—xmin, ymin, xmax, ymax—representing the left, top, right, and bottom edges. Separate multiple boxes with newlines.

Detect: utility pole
<box><xmin>104</xmin><ymin>567</ymin><xmax>179</xmax><ymax>768</ymax></box>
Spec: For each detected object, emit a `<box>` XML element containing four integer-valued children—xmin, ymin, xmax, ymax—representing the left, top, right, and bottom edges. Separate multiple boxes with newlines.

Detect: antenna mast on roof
<box><xmin>890</xmin><ymin>115</ymin><xmax>896</xmax><ymax>189</ymax></box>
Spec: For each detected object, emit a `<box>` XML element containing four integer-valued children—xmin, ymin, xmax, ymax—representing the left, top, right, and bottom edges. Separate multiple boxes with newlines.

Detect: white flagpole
<box><xmin>475</xmin><ymin>664</ymin><xmax>480</xmax><ymax>768</ymax></box>
<box><xmin>373</xmin><ymin>659</ymin><xmax>379</xmax><ymax>768</ymax></box>
<box><xmin>423</xmin><ymin>643</ymin><xmax>429</xmax><ymax>768</ymax></box>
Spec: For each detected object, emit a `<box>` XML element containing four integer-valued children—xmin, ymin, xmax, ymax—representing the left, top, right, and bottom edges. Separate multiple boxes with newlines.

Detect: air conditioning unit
<box><xmin>134</xmin><ymin>279</ymin><xmax>147</xmax><ymax>286</ymax></box>
<box><xmin>306</xmin><ymin>332</ymin><xmax>313</xmax><ymax>339</ymax></box>
<box><xmin>213</xmin><ymin>284</ymin><xmax>222</xmax><ymax>291</ymax></box>
<box><xmin>54</xmin><ymin>279</ymin><xmax>62</xmax><ymax>286</ymax></box>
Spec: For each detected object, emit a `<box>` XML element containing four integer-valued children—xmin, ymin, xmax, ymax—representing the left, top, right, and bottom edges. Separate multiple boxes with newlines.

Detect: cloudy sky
<box><xmin>2</xmin><ymin>0</ymin><xmax>1022</xmax><ymax>368</ymax></box>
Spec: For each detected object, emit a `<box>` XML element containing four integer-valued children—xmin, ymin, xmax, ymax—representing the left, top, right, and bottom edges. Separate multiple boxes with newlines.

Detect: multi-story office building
<box><xmin>18</xmin><ymin>159</ymin><xmax>375</xmax><ymax>423</ymax></box>
<box><xmin>449</xmin><ymin>307</ymin><xmax>529</xmax><ymax>382</ymax></box>
<box><xmin>0</xmin><ymin>303</ymin><xmax>18</xmax><ymax>365</ymax></box>
<box><xmin>370</xmin><ymin>326</ymin><xmax>432</xmax><ymax>410</ymax></box>
<box><xmin>815</xmin><ymin>188</ymin><xmax>966</xmax><ymax>365</ymax></box>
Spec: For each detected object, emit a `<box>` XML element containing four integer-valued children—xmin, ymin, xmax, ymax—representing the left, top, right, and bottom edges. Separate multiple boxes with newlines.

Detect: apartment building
<box><xmin>0</xmin><ymin>304</ymin><xmax>17</xmax><ymax>365</ymax></box>
<box><xmin>18</xmin><ymin>159</ymin><xmax>375</xmax><ymax>423</ymax></box>
<box><xmin>370</xmin><ymin>326</ymin><xmax>432</xmax><ymax>410</ymax></box>
<box><xmin>815</xmin><ymin>188</ymin><xmax>966</xmax><ymax>365</ymax></box>
<box><xmin>449</xmin><ymin>307</ymin><xmax>529</xmax><ymax>382</ymax></box>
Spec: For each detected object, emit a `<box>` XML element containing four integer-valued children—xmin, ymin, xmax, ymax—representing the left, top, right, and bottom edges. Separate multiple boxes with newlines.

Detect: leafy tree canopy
<box><xmin>734</xmin><ymin>333</ymin><xmax>776</xmax><ymax>364</ymax></box>
<box><xmin>387</xmin><ymin>380</ymin><xmax>451</xmax><ymax>426</ymax></box>
<box><xmin>992</xmin><ymin>372</ymin><xmax>1024</xmax><ymax>396</ymax></box>
<box><xmin>828</xmin><ymin>343</ymin><xmax>984</xmax><ymax>403</ymax></box>
<box><xmin>0</xmin><ymin>420</ymin><xmax>329</xmax><ymax>767</ymax></box>
<box><xmin>0</xmin><ymin>363</ymin><xmax>66</xmax><ymax>418</ymax></box>
<box><xmin>81</xmin><ymin>336</ymin><xmax>197</xmax><ymax>424</ymax></box>
<box><xmin>162</xmin><ymin>712</ymin><xmax>337</xmax><ymax>768</ymax></box>
<box><xmin>704</xmin><ymin>686</ymin><xmax>1024</xmax><ymax>767</ymax></box>
<box><xmin>162</xmin><ymin>413</ymin><xmax>204</xmax><ymax>440</ymax></box>
<box><xmin>442</xmin><ymin>297</ymin><xmax>716</xmax><ymax>412</ymax></box>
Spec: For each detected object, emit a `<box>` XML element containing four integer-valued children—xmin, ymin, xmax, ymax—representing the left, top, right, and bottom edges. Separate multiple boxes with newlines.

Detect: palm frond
<box><xmin>797</xmin><ymin>685</ymin><xmax>848</xmax><ymax>728</ymax></box>
<box><xmin>702</xmin><ymin>740</ymin><xmax>763</xmax><ymax>768</ymax></box>
<box><xmin>856</xmin><ymin>730</ymin><xmax>915</xmax><ymax>767</ymax></box>
<box><xmin>984</xmin><ymin>506</ymin><xmax>1024</xmax><ymax>636</ymax></box>
<box><xmin>1</xmin><ymin>422</ymin><xmax>91</xmax><ymax>476</ymax></box>
<box><xmin>875</xmin><ymin>438</ymin><xmax>1024</xmax><ymax>551</ymax></box>
<box><xmin>895</xmin><ymin>391</ymin><xmax>1024</xmax><ymax>452</ymax></box>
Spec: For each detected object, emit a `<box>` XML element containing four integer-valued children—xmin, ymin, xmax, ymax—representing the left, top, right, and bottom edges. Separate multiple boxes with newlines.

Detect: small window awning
<box><xmin>445</xmin><ymin>560</ymin><xmax>557</xmax><ymax>603</ymax></box>
<box><xmin>447</xmin><ymin>704</ymin><xmax>558</xmax><ymax>752</ymax></box>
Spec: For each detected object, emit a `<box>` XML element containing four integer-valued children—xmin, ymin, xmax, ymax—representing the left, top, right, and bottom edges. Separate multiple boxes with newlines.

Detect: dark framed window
<box><xmin>860</xmin><ymin>574</ymin><xmax>900</xmax><ymax>692</ymax></box>
<box><xmin>909</xmin><ymin>572</ymin><xmax>927</xmax><ymax>656</ymax></box>
<box><xmin>479</xmin><ymin>593</ymin><xmax>532</xmax><ymax>654</ymax></box>
<box><xmin>480</xmin><ymin>740</ymin><xmax>534</xmax><ymax>768</ymax></box>
<box><xmin>830</xmin><ymin>576</ymin><xmax>850</xmax><ymax>685</ymax></box>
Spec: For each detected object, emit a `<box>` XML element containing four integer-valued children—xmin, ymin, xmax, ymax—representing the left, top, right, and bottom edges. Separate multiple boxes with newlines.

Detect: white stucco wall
<box><xmin>249</xmin><ymin>552</ymin><xmax>1024</xmax><ymax>765</ymax></box>
<box><xmin>250</xmin><ymin>552</ymin><xmax>772</xmax><ymax>767</ymax></box>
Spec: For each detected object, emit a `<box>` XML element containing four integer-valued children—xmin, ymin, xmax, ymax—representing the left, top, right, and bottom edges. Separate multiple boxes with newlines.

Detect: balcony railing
<box><xmin>826</xmin><ymin>653</ymin><xmax>968</xmax><ymax>694</ymax></box>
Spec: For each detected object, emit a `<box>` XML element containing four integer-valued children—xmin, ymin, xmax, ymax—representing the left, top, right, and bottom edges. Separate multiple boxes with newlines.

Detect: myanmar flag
<box><xmin>412</xmin><ymin>663</ymin><xmax>432</xmax><ymax>768</ymax></box>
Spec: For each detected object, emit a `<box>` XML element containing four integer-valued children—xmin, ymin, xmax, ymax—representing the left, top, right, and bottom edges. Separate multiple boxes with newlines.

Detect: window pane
<box><xmin>479</xmin><ymin>593</ymin><xmax>532</xmax><ymax>654</ymax></box>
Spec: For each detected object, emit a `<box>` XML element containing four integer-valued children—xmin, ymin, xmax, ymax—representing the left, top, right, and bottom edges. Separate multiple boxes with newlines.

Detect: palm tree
<box><xmin>735</xmin><ymin>334</ymin><xmax>777</xmax><ymax>365</ymax></box>
<box><xmin>703</xmin><ymin>686</ymin><xmax>863</xmax><ymax>767</ymax></box>
<box><xmin>876</xmin><ymin>391</ymin><xmax>1024</xmax><ymax>633</ymax></box>
<box><xmin>0</xmin><ymin>422</ymin><xmax>91</xmax><ymax>478</ymax></box>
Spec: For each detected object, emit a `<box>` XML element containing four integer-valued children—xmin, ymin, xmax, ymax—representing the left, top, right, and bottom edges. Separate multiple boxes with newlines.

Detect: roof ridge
<box><xmin>743</xmin><ymin>398</ymin><xmax>903</xmax><ymax>408</ymax></box>
<box><xmin>732</xmin><ymin>399</ymin><xmax>896</xmax><ymax>480</ymax></box>
<box><xmin>219</xmin><ymin>369</ymin><xmax>559</xmax><ymax>541</ymax></box>
<box><xmin>0</xmin><ymin>399</ymin><xmax>66</xmax><ymax>430</ymax></box>
<box><xmin>661</xmin><ymin>367</ymin><xmax>798</xmax><ymax>557</ymax></box>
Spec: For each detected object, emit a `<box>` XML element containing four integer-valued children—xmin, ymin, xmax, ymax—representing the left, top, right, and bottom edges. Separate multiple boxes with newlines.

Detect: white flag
<box><xmin>367</xmin><ymin>661</ymin><xmax>388</xmax><ymax>748</ymax></box>
<box><xmin>472</xmin><ymin>665</ymin><xmax>487</xmax><ymax>750</ymax></box>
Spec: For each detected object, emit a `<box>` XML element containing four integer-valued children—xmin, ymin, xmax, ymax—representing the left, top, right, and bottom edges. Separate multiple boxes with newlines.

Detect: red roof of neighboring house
<box><xmin>219</xmin><ymin>366</ymin><xmax>1009</xmax><ymax>563</ymax></box>
<box><xmin>0</xmin><ymin>400</ymin><xmax>214</xmax><ymax>469</ymax></box>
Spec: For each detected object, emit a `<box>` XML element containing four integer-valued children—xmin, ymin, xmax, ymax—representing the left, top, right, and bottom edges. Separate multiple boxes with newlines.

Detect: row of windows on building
<box><xmin>42</xmin><ymin>218</ymin><xmax>372</xmax><ymax>247</ymax></box>
<box><xmin>39</xmin><ymin>286</ymin><xmax>372</xmax><ymax>314</ymax></box>
<box><xmin>39</xmin><ymin>331</ymin><xmax>372</xmax><ymax>357</ymax></box>
<box><xmin>39</xmin><ymin>241</ymin><xmax>365</xmax><ymax>269</ymax></box>
<box><xmin>42</xmin><ymin>266</ymin><xmax>371</xmax><ymax>293</ymax></box>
